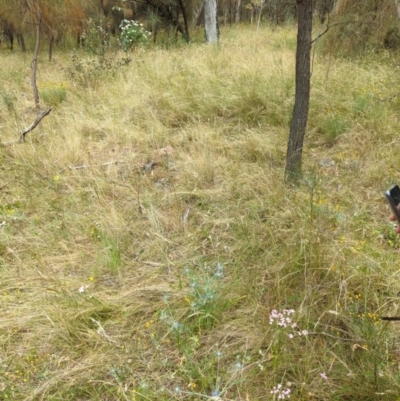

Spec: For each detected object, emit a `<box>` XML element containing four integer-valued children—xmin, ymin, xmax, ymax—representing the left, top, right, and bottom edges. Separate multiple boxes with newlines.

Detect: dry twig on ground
<box><xmin>0</xmin><ymin>108</ymin><xmax>52</xmax><ymax>147</ymax></box>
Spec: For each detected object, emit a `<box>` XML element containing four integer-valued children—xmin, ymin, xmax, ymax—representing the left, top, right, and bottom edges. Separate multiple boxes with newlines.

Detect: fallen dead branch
<box><xmin>0</xmin><ymin>108</ymin><xmax>52</xmax><ymax>147</ymax></box>
<box><xmin>67</xmin><ymin>160</ymin><xmax>127</xmax><ymax>170</ymax></box>
<box><xmin>0</xmin><ymin>180</ymin><xmax>12</xmax><ymax>191</ymax></box>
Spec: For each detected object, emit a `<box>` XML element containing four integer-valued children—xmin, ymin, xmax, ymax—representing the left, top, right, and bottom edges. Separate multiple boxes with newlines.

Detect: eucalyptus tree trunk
<box><xmin>204</xmin><ymin>0</ymin><xmax>218</xmax><ymax>43</ymax></box>
<box><xmin>177</xmin><ymin>0</ymin><xmax>190</xmax><ymax>41</ymax></box>
<box><xmin>235</xmin><ymin>0</ymin><xmax>241</xmax><ymax>22</ymax></box>
<box><xmin>395</xmin><ymin>0</ymin><xmax>400</xmax><ymax>18</ymax></box>
<box><xmin>256</xmin><ymin>0</ymin><xmax>265</xmax><ymax>31</ymax></box>
<box><xmin>30</xmin><ymin>0</ymin><xmax>41</xmax><ymax>116</ymax></box>
<box><xmin>285</xmin><ymin>0</ymin><xmax>313</xmax><ymax>183</ymax></box>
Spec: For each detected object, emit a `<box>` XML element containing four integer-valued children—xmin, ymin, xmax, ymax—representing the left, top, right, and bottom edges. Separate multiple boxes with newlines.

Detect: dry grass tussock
<box><xmin>2</xmin><ymin>24</ymin><xmax>400</xmax><ymax>400</ymax></box>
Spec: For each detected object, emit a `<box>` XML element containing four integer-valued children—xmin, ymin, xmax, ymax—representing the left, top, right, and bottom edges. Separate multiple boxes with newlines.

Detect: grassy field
<box><xmin>1</xmin><ymin>23</ymin><xmax>400</xmax><ymax>400</ymax></box>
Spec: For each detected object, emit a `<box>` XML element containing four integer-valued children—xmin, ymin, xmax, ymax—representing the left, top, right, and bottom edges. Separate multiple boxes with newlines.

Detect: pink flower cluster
<box><xmin>269</xmin><ymin>309</ymin><xmax>309</xmax><ymax>338</ymax></box>
<box><xmin>269</xmin><ymin>309</ymin><xmax>296</xmax><ymax>328</ymax></box>
<box><xmin>270</xmin><ymin>384</ymin><xmax>291</xmax><ymax>399</ymax></box>
<box><xmin>320</xmin><ymin>372</ymin><xmax>328</xmax><ymax>380</ymax></box>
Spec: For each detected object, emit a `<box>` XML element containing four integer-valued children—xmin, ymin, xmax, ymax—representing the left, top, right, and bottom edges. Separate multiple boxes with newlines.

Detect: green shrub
<box><xmin>40</xmin><ymin>83</ymin><xmax>67</xmax><ymax>106</ymax></box>
<box><xmin>320</xmin><ymin>113</ymin><xmax>348</xmax><ymax>142</ymax></box>
<box><xmin>119</xmin><ymin>19</ymin><xmax>151</xmax><ymax>51</ymax></box>
<box><xmin>0</xmin><ymin>88</ymin><xmax>16</xmax><ymax>112</ymax></box>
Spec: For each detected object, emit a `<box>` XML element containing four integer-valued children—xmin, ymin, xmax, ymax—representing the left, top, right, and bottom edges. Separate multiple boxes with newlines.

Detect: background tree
<box><xmin>285</xmin><ymin>0</ymin><xmax>313</xmax><ymax>182</ymax></box>
<box><xmin>395</xmin><ymin>0</ymin><xmax>400</xmax><ymax>18</ymax></box>
<box><xmin>314</xmin><ymin>0</ymin><xmax>335</xmax><ymax>23</ymax></box>
<box><xmin>135</xmin><ymin>0</ymin><xmax>191</xmax><ymax>42</ymax></box>
<box><xmin>0</xmin><ymin>0</ymin><xmax>27</xmax><ymax>51</ymax></box>
<box><xmin>204</xmin><ymin>0</ymin><xmax>218</xmax><ymax>42</ymax></box>
<box><xmin>0</xmin><ymin>0</ymin><xmax>88</xmax><ymax>55</ymax></box>
<box><xmin>235</xmin><ymin>0</ymin><xmax>241</xmax><ymax>22</ymax></box>
<box><xmin>27</xmin><ymin>0</ymin><xmax>42</xmax><ymax>117</ymax></box>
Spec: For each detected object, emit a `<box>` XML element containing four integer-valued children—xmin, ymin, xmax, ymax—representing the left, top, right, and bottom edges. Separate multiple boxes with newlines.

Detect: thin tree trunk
<box><xmin>284</xmin><ymin>0</ymin><xmax>313</xmax><ymax>183</ymax></box>
<box><xmin>28</xmin><ymin>0</ymin><xmax>42</xmax><ymax>141</ymax></box>
<box><xmin>395</xmin><ymin>0</ymin><xmax>400</xmax><ymax>18</ymax></box>
<box><xmin>177</xmin><ymin>0</ymin><xmax>190</xmax><ymax>41</ymax></box>
<box><xmin>31</xmin><ymin>3</ymin><xmax>41</xmax><ymax>116</ymax></box>
<box><xmin>49</xmin><ymin>35</ymin><xmax>54</xmax><ymax>61</ymax></box>
<box><xmin>194</xmin><ymin>4</ymin><xmax>204</xmax><ymax>26</ymax></box>
<box><xmin>9</xmin><ymin>32</ymin><xmax>14</xmax><ymax>51</ymax></box>
<box><xmin>333</xmin><ymin>0</ymin><xmax>343</xmax><ymax>15</ymax></box>
<box><xmin>17</xmin><ymin>33</ymin><xmax>26</xmax><ymax>52</ymax></box>
<box><xmin>204</xmin><ymin>0</ymin><xmax>218</xmax><ymax>43</ymax></box>
<box><xmin>256</xmin><ymin>0</ymin><xmax>265</xmax><ymax>31</ymax></box>
<box><xmin>235</xmin><ymin>0</ymin><xmax>241</xmax><ymax>23</ymax></box>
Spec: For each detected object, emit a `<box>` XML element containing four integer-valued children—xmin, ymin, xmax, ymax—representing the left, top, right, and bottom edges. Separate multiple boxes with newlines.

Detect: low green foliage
<box><xmin>81</xmin><ymin>18</ymin><xmax>111</xmax><ymax>56</ymax></box>
<box><xmin>318</xmin><ymin>113</ymin><xmax>348</xmax><ymax>143</ymax></box>
<box><xmin>100</xmin><ymin>234</ymin><xmax>122</xmax><ymax>274</ymax></box>
<box><xmin>119</xmin><ymin>19</ymin><xmax>151</xmax><ymax>51</ymax></box>
<box><xmin>39</xmin><ymin>83</ymin><xmax>67</xmax><ymax>106</ymax></box>
<box><xmin>0</xmin><ymin>87</ymin><xmax>16</xmax><ymax>112</ymax></box>
<box><xmin>65</xmin><ymin>50</ymin><xmax>131</xmax><ymax>87</ymax></box>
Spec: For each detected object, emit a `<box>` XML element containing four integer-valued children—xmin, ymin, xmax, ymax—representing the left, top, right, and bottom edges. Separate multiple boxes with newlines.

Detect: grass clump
<box><xmin>2</xmin><ymin>24</ymin><xmax>400</xmax><ymax>400</ymax></box>
<box><xmin>0</xmin><ymin>87</ymin><xmax>16</xmax><ymax>112</ymax></box>
<box><xmin>39</xmin><ymin>81</ymin><xmax>67</xmax><ymax>106</ymax></box>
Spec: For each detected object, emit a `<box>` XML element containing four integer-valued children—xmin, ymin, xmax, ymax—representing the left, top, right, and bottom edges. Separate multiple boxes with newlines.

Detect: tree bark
<box><xmin>177</xmin><ymin>0</ymin><xmax>190</xmax><ymax>41</ymax></box>
<box><xmin>256</xmin><ymin>0</ymin><xmax>265</xmax><ymax>31</ymax></box>
<box><xmin>30</xmin><ymin>1</ymin><xmax>41</xmax><ymax>117</ymax></box>
<box><xmin>204</xmin><ymin>0</ymin><xmax>218</xmax><ymax>43</ymax></box>
<box><xmin>17</xmin><ymin>33</ymin><xmax>26</xmax><ymax>52</ymax></box>
<box><xmin>194</xmin><ymin>4</ymin><xmax>204</xmax><ymax>26</ymax></box>
<box><xmin>395</xmin><ymin>0</ymin><xmax>400</xmax><ymax>18</ymax></box>
<box><xmin>235</xmin><ymin>0</ymin><xmax>241</xmax><ymax>23</ymax></box>
<box><xmin>48</xmin><ymin>35</ymin><xmax>54</xmax><ymax>61</ymax></box>
<box><xmin>285</xmin><ymin>0</ymin><xmax>313</xmax><ymax>183</ymax></box>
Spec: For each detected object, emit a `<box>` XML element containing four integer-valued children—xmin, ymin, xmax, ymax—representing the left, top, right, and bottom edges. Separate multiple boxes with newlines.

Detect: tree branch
<box><xmin>311</xmin><ymin>20</ymin><xmax>368</xmax><ymax>45</ymax></box>
<box><xmin>377</xmin><ymin>91</ymin><xmax>400</xmax><ymax>102</ymax></box>
<box><xmin>0</xmin><ymin>108</ymin><xmax>52</xmax><ymax>147</ymax></box>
